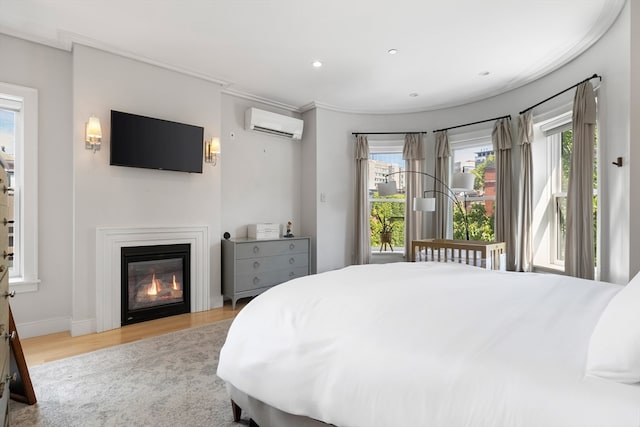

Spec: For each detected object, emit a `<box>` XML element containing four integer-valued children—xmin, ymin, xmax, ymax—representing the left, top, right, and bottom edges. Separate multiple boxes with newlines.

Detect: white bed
<box><xmin>217</xmin><ymin>262</ymin><xmax>640</xmax><ymax>427</ymax></box>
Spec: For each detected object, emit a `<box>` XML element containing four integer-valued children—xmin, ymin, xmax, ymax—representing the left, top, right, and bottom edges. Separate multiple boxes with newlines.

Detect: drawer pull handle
<box><xmin>2</xmin><ymin>218</ymin><xmax>14</xmax><ymax>226</ymax></box>
<box><xmin>3</xmin><ymin>290</ymin><xmax>15</xmax><ymax>299</ymax></box>
<box><xmin>253</xmin><ymin>261</ymin><xmax>260</xmax><ymax>269</ymax></box>
<box><xmin>289</xmin><ymin>243</ymin><xmax>295</xmax><ymax>250</ymax></box>
<box><xmin>253</xmin><ymin>246</ymin><xmax>260</xmax><ymax>254</ymax></box>
<box><xmin>253</xmin><ymin>277</ymin><xmax>260</xmax><ymax>285</ymax></box>
<box><xmin>3</xmin><ymin>330</ymin><xmax>15</xmax><ymax>341</ymax></box>
<box><xmin>289</xmin><ymin>258</ymin><xmax>295</xmax><ymax>264</ymax></box>
<box><xmin>2</xmin><ymin>251</ymin><xmax>12</xmax><ymax>259</ymax></box>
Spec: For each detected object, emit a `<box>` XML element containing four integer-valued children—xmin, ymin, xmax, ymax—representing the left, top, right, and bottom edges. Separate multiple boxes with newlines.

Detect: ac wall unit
<box><xmin>244</xmin><ymin>108</ymin><xmax>304</xmax><ymax>140</ymax></box>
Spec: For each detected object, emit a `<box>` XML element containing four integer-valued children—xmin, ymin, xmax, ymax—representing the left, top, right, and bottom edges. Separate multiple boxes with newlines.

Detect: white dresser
<box><xmin>222</xmin><ymin>237</ymin><xmax>310</xmax><ymax>309</ymax></box>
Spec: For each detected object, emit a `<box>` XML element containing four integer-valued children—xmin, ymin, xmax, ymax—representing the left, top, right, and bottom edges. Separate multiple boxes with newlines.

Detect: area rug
<box><xmin>9</xmin><ymin>318</ymin><xmax>249</xmax><ymax>427</ymax></box>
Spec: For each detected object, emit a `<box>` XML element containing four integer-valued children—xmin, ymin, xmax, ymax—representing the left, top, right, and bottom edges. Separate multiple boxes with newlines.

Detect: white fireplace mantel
<box><xmin>96</xmin><ymin>226</ymin><xmax>210</xmax><ymax>332</ymax></box>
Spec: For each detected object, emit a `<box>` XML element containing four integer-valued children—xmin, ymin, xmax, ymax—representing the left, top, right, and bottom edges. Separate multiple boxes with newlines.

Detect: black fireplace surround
<box><xmin>121</xmin><ymin>244</ymin><xmax>191</xmax><ymax>326</ymax></box>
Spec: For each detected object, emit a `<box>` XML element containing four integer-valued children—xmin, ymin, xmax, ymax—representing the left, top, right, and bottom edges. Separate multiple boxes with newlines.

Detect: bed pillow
<box><xmin>586</xmin><ymin>271</ymin><xmax>640</xmax><ymax>384</ymax></box>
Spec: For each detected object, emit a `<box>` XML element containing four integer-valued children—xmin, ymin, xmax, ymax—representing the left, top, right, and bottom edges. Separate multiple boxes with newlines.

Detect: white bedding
<box><xmin>217</xmin><ymin>262</ymin><xmax>640</xmax><ymax>427</ymax></box>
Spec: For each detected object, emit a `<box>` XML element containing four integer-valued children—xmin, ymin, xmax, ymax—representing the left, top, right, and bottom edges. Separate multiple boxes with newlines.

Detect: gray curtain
<box><xmin>492</xmin><ymin>118</ymin><xmax>515</xmax><ymax>270</ymax></box>
<box><xmin>516</xmin><ymin>111</ymin><xmax>534</xmax><ymax>272</ymax></box>
<box><xmin>565</xmin><ymin>82</ymin><xmax>596</xmax><ymax>279</ymax></box>
<box><xmin>354</xmin><ymin>135</ymin><xmax>370</xmax><ymax>264</ymax></box>
<box><xmin>434</xmin><ymin>131</ymin><xmax>451</xmax><ymax>239</ymax></box>
<box><xmin>403</xmin><ymin>133</ymin><xmax>424</xmax><ymax>258</ymax></box>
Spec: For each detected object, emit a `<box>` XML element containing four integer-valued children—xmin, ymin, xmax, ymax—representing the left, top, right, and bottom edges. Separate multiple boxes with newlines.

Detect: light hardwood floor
<box><xmin>19</xmin><ymin>300</ymin><xmax>248</xmax><ymax>367</ymax></box>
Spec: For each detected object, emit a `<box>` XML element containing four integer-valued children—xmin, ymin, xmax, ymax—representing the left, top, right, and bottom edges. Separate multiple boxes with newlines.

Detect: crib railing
<box><xmin>411</xmin><ymin>239</ymin><xmax>506</xmax><ymax>271</ymax></box>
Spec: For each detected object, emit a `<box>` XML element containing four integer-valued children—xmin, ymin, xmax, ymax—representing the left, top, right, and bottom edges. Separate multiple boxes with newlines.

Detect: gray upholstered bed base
<box><xmin>227</xmin><ymin>382</ymin><xmax>334</xmax><ymax>427</ymax></box>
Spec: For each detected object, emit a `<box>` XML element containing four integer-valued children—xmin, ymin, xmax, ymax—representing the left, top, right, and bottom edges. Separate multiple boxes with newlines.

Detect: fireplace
<box><xmin>121</xmin><ymin>244</ymin><xmax>191</xmax><ymax>326</ymax></box>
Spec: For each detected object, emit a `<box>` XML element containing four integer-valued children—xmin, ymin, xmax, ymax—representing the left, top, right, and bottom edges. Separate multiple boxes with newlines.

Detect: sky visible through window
<box><xmin>371</xmin><ymin>152</ymin><xmax>403</xmax><ymax>166</ymax></box>
<box><xmin>0</xmin><ymin>109</ymin><xmax>15</xmax><ymax>154</ymax></box>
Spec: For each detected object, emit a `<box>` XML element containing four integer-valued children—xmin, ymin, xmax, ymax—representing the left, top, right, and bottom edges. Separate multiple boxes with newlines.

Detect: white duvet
<box><xmin>217</xmin><ymin>262</ymin><xmax>640</xmax><ymax>427</ymax></box>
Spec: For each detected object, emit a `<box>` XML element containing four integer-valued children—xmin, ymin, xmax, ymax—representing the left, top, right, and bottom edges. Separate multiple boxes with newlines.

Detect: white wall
<box><xmin>0</xmin><ymin>34</ymin><xmax>74</xmax><ymax>335</ymax></box>
<box><xmin>220</xmin><ymin>94</ymin><xmax>303</xmax><ymax>240</ymax></box>
<box><xmin>630</xmin><ymin>0</ymin><xmax>640</xmax><ymax>278</ymax></box>
<box><xmin>71</xmin><ymin>45</ymin><xmax>223</xmax><ymax>335</ymax></box>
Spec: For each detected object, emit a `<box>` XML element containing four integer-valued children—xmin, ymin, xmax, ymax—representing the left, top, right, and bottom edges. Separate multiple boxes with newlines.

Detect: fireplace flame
<box><xmin>147</xmin><ymin>273</ymin><xmax>160</xmax><ymax>296</ymax></box>
<box><xmin>172</xmin><ymin>274</ymin><xmax>180</xmax><ymax>290</ymax></box>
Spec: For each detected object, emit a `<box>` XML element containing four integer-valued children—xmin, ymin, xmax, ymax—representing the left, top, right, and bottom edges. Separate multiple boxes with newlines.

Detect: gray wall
<box><xmin>0</xmin><ymin>34</ymin><xmax>73</xmax><ymax>334</ymax></box>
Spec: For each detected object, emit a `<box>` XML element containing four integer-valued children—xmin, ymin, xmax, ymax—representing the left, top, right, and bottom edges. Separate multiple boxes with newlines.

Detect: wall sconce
<box><xmin>205</xmin><ymin>137</ymin><xmax>221</xmax><ymax>166</ymax></box>
<box><xmin>85</xmin><ymin>115</ymin><xmax>102</xmax><ymax>152</ymax></box>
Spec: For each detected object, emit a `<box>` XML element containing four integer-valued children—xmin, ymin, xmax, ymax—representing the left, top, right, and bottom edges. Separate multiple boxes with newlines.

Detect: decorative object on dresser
<box><xmin>284</xmin><ymin>221</ymin><xmax>294</xmax><ymax>238</ymax></box>
<box><xmin>222</xmin><ymin>237</ymin><xmax>310</xmax><ymax>309</ymax></box>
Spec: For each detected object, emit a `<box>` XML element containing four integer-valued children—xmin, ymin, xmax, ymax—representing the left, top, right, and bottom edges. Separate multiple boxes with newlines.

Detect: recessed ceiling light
<box><xmin>479</xmin><ymin>71</ymin><xmax>490</xmax><ymax>76</ymax></box>
<box><xmin>409</xmin><ymin>93</ymin><xmax>419</xmax><ymax>97</ymax></box>
<box><xmin>312</xmin><ymin>60</ymin><xmax>323</xmax><ymax>68</ymax></box>
<box><xmin>387</xmin><ymin>49</ymin><xmax>398</xmax><ymax>55</ymax></box>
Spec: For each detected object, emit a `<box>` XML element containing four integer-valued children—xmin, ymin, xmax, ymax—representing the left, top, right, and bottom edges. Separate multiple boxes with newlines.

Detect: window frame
<box><xmin>0</xmin><ymin>82</ymin><xmax>39</xmax><ymax>293</ymax></box>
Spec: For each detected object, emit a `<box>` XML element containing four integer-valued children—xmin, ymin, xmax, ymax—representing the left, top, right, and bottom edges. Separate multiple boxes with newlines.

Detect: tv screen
<box><xmin>110</xmin><ymin>110</ymin><xmax>204</xmax><ymax>173</ymax></box>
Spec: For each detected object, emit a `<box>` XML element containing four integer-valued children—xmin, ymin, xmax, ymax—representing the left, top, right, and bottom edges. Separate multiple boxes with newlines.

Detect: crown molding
<box><xmin>0</xmin><ymin>25</ymin><xmax>69</xmax><ymax>51</ymax></box>
<box><xmin>60</xmin><ymin>31</ymin><xmax>231</xmax><ymax>87</ymax></box>
<box><xmin>221</xmin><ymin>88</ymin><xmax>301</xmax><ymax>113</ymax></box>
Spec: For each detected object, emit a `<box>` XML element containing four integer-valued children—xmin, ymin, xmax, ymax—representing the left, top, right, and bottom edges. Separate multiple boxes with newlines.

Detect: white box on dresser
<box><xmin>247</xmin><ymin>223</ymin><xmax>281</xmax><ymax>240</ymax></box>
<box><xmin>222</xmin><ymin>237</ymin><xmax>310</xmax><ymax>309</ymax></box>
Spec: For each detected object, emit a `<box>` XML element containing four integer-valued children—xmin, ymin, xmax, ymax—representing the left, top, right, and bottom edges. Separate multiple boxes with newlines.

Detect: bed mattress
<box><xmin>217</xmin><ymin>262</ymin><xmax>640</xmax><ymax>427</ymax></box>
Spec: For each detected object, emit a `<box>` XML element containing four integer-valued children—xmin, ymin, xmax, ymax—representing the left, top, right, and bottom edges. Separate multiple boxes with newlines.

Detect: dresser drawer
<box><xmin>236</xmin><ymin>265</ymin><xmax>310</xmax><ymax>292</ymax></box>
<box><xmin>236</xmin><ymin>239</ymin><xmax>309</xmax><ymax>259</ymax></box>
<box><xmin>235</xmin><ymin>253</ymin><xmax>308</xmax><ymax>275</ymax></box>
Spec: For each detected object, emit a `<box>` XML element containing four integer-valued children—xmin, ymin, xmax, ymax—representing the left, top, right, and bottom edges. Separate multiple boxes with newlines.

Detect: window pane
<box><xmin>0</xmin><ymin>108</ymin><xmax>15</xmax><ymax>271</ymax></box>
<box><xmin>452</xmin><ymin>144</ymin><xmax>495</xmax><ymax>242</ymax></box>
<box><xmin>561</xmin><ymin>130</ymin><xmax>572</xmax><ymax>192</ymax></box>
<box><xmin>555</xmin><ymin>196</ymin><xmax>566</xmax><ymax>262</ymax></box>
<box><xmin>369</xmin><ymin>152</ymin><xmax>405</xmax><ymax>253</ymax></box>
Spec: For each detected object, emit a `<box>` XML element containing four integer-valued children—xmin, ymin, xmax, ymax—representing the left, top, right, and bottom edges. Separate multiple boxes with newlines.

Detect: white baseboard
<box><xmin>210</xmin><ymin>293</ymin><xmax>224</xmax><ymax>309</ymax></box>
<box><xmin>16</xmin><ymin>316</ymin><xmax>71</xmax><ymax>339</ymax></box>
<box><xmin>71</xmin><ymin>318</ymin><xmax>97</xmax><ymax>337</ymax></box>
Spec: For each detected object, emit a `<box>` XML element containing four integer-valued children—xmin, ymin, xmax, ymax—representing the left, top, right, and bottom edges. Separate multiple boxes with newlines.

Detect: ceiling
<box><xmin>0</xmin><ymin>0</ymin><xmax>626</xmax><ymax>114</ymax></box>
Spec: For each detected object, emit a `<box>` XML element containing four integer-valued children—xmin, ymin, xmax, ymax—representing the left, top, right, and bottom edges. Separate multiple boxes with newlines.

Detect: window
<box><xmin>451</xmin><ymin>142</ymin><xmax>495</xmax><ymax>242</ymax></box>
<box><xmin>368</xmin><ymin>149</ymin><xmax>405</xmax><ymax>254</ymax></box>
<box><xmin>534</xmin><ymin>110</ymin><xmax>598</xmax><ymax>272</ymax></box>
<box><xmin>547</xmin><ymin>127</ymin><xmax>598</xmax><ymax>267</ymax></box>
<box><xmin>0</xmin><ymin>82</ymin><xmax>39</xmax><ymax>293</ymax></box>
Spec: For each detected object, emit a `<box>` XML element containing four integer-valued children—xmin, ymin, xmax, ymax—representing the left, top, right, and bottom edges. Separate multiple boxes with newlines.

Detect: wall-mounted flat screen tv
<box><xmin>110</xmin><ymin>110</ymin><xmax>204</xmax><ymax>173</ymax></box>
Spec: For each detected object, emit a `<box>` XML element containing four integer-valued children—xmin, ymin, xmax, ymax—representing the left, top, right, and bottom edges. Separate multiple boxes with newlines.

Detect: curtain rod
<box><xmin>519</xmin><ymin>73</ymin><xmax>602</xmax><ymax>115</ymax></box>
<box><xmin>351</xmin><ymin>131</ymin><xmax>428</xmax><ymax>135</ymax></box>
<box><xmin>432</xmin><ymin>114</ymin><xmax>511</xmax><ymax>133</ymax></box>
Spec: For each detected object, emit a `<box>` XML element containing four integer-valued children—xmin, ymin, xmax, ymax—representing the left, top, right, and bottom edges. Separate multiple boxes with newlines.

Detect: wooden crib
<box><xmin>411</xmin><ymin>239</ymin><xmax>506</xmax><ymax>271</ymax></box>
